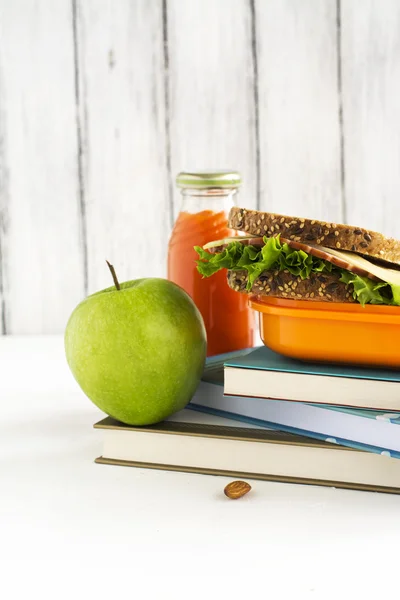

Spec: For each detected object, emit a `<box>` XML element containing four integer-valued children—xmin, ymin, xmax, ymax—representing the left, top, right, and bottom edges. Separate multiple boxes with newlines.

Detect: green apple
<box><xmin>65</xmin><ymin>275</ymin><xmax>207</xmax><ymax>425</ymax></box>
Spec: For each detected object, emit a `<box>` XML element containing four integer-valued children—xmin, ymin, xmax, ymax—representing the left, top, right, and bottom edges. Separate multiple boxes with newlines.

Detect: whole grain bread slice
<box><xmin>228</xmin><ymin>207</ymin><xmax>400</xmax><ymax>266</ymax></box>
<box><xmin>227</xmin><ymin>269</ymin><xmax>355</xmax><ymax>303</ymax></box>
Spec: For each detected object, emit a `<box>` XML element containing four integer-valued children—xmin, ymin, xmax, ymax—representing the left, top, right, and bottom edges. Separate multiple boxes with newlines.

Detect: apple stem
<box><xmin>106</xmin><ymin>260</ymin><xmax>121</xmax><ymax>291</ymax></box>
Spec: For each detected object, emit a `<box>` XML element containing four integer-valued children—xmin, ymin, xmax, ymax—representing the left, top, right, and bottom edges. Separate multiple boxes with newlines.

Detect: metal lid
<box><xmin>176</xmin><ymin>170</ymin><xmax>242</xmax><ymax>189</ymax></box>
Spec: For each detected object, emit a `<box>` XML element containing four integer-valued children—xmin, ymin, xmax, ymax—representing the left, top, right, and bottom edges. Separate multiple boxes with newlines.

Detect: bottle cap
<box><xmin>176</xmin><ymin>170</ymin><xmax>241</xmax><ymax>189</ymax></box>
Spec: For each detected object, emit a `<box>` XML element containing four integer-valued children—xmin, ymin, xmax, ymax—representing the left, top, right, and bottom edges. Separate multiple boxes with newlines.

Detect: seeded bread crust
<box><xmin>228</xmin><ymin>207</ymin><xmax>400</xmax><ymax>266</ymax></box>
<box><xmin>227</xmin><ymin>270</ymin><xmax>355</xmax><ymax>303</ymax></box>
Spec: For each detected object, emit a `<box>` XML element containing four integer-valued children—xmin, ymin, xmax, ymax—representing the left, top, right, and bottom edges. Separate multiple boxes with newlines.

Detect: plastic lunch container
<box><xmin>249</xmin><ymin>296</ymin><xmax>400</xmax><ymax>368</ymax></box>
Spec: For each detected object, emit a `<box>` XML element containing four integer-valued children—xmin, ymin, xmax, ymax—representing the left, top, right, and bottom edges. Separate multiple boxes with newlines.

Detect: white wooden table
<box><xmin>1</xmin><ymin>336</ymin><xmax>399</xmax><ymax>599</ymax></box>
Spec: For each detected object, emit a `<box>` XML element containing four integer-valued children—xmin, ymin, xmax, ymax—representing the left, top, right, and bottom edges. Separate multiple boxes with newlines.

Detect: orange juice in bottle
<box><xmin>167</xmin><ymin>170</ymin><xmax>254</xmax><ymax>356</ymax></box>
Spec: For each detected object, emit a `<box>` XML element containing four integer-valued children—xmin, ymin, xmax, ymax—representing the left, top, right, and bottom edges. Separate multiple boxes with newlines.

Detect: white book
<box><xmin>94</xmin><ymin>408</ymin><xmax>400</xmax><ymax>495</ymax></box>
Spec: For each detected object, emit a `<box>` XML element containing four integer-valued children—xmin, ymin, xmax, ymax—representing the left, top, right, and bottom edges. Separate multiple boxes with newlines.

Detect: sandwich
<box><xmin>195</xmin><ymin>208</ymin><xmax>400</xmax><ymax>306</ymax></box>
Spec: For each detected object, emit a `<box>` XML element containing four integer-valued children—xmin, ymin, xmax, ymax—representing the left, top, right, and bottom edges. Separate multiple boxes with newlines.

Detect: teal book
<box><xmin>222</xmin><ymin>346</ymin><xmax>400</xmax><ymax>411</ymax></box>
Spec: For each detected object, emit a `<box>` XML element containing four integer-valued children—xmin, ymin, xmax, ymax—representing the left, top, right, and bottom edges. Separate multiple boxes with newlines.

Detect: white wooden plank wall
<box><xmin>0</xmin><ymin>0</ymin><xmax>85</xmax><ymax>334</ymax></box>
<box><xmin>341</xmin><ymin>0</ymin><xmax>400</xmax><ymax>237</ymax></box>
<box><xmin>167</xmin><ymin>0</ymin><xmax>258</xmax><ymax>212</ymax></box>
<box><xmin>76</xmin><ymin>0</ymin><xmax>169</xmax><ymax>296</ymax></box>
<box><xmin>1</xmin><ymin>0</ymin><xmax>400</xmax><ymax>334</ymax></box>
<box><xmin>256</xmin><ymin>0</ymin><xmax>343</xmax><ymax>222</ymax></box>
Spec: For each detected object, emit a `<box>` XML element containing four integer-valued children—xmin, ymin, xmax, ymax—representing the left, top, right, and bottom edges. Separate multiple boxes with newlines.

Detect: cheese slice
<box><xmin>203</xmin><ymin>236</ymin><xmax>263</xmax><ymax>250</ymax></box>
<box><xmin>318</xmin><ymin>246</ymin><xmax>400</xmax><ymax>286</ymax></box>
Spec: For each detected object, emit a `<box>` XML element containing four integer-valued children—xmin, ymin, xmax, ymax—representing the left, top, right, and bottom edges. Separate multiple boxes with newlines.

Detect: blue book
<box><xmin>188</xmin><ymin>350</ymin><xmax>400</xmax><ymax>459</ymax></box>
<box><xmin>223</xmin><ymin>346</ymin><xmax>400</xmax><ymax>411</ymax></box>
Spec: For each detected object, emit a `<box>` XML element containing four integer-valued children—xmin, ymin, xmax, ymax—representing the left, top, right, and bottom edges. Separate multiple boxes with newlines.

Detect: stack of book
<box><xmin>95</xmin><ymin>345</ymin><xmax>400</xmax><ymax>495</ymax></box>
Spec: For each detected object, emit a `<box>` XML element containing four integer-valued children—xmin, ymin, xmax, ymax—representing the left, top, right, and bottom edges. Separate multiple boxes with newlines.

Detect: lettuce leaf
<box><xmin>195</xmin><ymin>236</ymin><xmax>332</xmax><ymax>290</ymax></box>
<box><xmin>339</xmin><ymin>271</ymin><xmax>397</xmax><ymax>306</ymax></box>
<box><xmin>195</xmin><ymin>236</ymin><xmax>400</xmax><ymax>306</ymax></box>
<box><xmin>194</xmin><ymin>243</ymin><xmax>244</xmax><ymax>277</ymax></box>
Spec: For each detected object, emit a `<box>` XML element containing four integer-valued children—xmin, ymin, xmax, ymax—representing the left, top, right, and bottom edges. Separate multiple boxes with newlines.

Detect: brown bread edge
<box><xmin>228</xmin><ymin>207</ymin><xmax>400</xmax><ymax>266</ymax></box>
<box><xmin>227</xmin><ymin>269</ymin><xmax>355</xmax><ymax>303</ymax></box>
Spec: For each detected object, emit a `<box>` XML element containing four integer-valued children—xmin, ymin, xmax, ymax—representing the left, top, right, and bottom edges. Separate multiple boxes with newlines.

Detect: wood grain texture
<box><xmin>167</xmin><ymin>0</ymin><xmax>258</xmax><ymax>212</ymax></box>
<box><xmin>0</xmin><ymin>0</ymin><xmax>85</xmax><ymax>334</ymax></box>
<box><xmin>341</xmin><ymin>0</ymin><xmax>400</xmax><ymax>237</ymax></box>
<box><xmin>256</xmin><ymin>0</ymin><xmax>343</xmax><ymax>222</ymax></box>
<box><xmin>76</xmin><ymin>0</ymin><xmax>170</xmax><ymax>295</ymax></box>
<box><xmin>3</xmin><ymin>1</ymin><xmax>400</xmax><ymax>335</ymax></box>
<box><xmin>0</xmin><ymin>58</ymin><xmax>8</xmax><ymax>334</ymax></box>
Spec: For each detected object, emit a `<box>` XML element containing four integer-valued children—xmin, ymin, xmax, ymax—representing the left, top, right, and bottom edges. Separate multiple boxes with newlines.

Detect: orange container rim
<box><xmin>249</xmin><ymin>295</ymin><xmax>400</xmax><ymax>325</ymax></box>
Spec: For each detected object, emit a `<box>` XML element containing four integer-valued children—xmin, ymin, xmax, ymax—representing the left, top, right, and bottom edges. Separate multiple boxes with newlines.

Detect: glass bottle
<box><xmin>167</xmin><ymin>170</ymin><xmax>254</xmax><ymax>357</ymax></box>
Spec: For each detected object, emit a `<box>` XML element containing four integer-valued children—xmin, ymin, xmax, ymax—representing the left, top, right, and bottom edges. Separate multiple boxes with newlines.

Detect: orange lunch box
<box><xmin>249</xmin><ymin>296</ymin><xmax>400</xmax><ymax>368</ymax></box>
